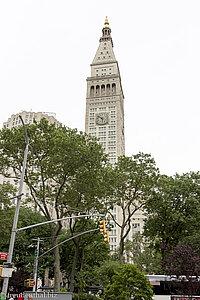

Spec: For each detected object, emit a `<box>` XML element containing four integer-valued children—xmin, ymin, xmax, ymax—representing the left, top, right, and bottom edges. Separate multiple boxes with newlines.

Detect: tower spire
<box><xmin>100</xmin><ymin>16</ymin><xmax>113</xmax><ymax>46</ymax></box>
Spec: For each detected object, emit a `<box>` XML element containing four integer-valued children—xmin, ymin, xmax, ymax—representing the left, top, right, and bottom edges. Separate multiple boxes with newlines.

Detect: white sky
<box><xmin>0</xmin><ymin>0</ymin><xmax>200</xmax><ymax>176</ymax></box>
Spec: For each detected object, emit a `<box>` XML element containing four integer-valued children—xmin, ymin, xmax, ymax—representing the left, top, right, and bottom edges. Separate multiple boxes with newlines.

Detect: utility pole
<box><xmin>2</xmin><ymin>116</ymin><xmax>29</xmax><ymax>296</ymax></box>
<box><xmin>32</xmin><ymin>238</ymin><xmax>43</xmax><ymax>292</ymax></box>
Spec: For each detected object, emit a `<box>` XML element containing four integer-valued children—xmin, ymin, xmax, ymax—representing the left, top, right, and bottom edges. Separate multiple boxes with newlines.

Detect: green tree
<box><xmin>0</xmin><ymin>206</ymin><xmax>54</xmax><ymax>278</ymax></box>
<box><xmin>60</xmin><ymin>219</ymin><xmax>110</xmax><ymax>292</ymax></box>
<box><xmin>144</xmin><ymin>172</ymin><xmax>200</xmax><ymax>262</ymax></box>
<box><xmin>94</xmin><ymin>260</ymin><xmax>120</xmax><ymax>287</ymax></box>
<box><xmin>0</xmin><ymin>182</ymin><xmax>16</xmax><ymax>247</ymax></box>
<box><xmin>0</xmin><ymin>119</ymin><xmax>112</xmax><ymax>291</ymax></box>
<box><xmin>0</xmin><ymin>182</ymin><xmax>16</xmax><ymax>207</ymax></box>
<box><xmin>0</xmin><ymin>207</ymin><xmax>15</xmax><ymax>251</ymax></box>
<box><xmin>107</xmin><ymin>153</ymin><xmax>159</xmax><ymax>264</ymax></box>
<box><xmin>105</xmin><ymin>264</ymin><xmax>154</xmax><ymax>300</ymax></box>
<box><xmin>124</xmin><ymin>234</ymin><xmax>162</xmax><ymax>274</ymax></box>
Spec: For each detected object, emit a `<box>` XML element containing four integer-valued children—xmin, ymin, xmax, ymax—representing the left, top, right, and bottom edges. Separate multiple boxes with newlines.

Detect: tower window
<box><xmin>90</xmin><ymin>86</ymin><xmax>94</xmax><ymax>97</ymax></box>
<box><xmin>101</xmin><ymin>84</ymin><xmax>105</xmax><ymax>96</ymax></box>
<box><xmin>106</xmin><ymin>84</ymin><xmax>110</xmax><ymax>95</ymax></box>
<box><xmin>112</xmin><ymin>83</ymin><xmax>116</xmax><ymax>94</ymax></box>
<box><xmin>96</xmin><ymin>85</ymin><xmax>100</xmax><ymax>96</ymax></box>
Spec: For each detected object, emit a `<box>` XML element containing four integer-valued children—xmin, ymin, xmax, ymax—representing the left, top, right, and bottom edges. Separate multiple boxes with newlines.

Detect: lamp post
<box><xmin>32</xmin><ymin>238</ymin><xmax>43</xmax><ymax>292</ymax></box>
<box><xmin>2</xmin><ymin>116</ymin><xmax>29</xmax><ymax>296</ymax></box>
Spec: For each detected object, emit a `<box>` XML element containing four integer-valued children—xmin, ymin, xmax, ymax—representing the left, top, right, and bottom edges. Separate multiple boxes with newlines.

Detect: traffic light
<box><xmin>24</xmin><ymin>279</ymin><xmax>29</xmax><ymax>287</ymax></box>
<box><xmin>99</xmin><ymin>220</ymin><xmax>106</xmax><ymax>233</ymax></box>
<box><xmin>99</xmin><ymin>220</ymin><xmax>109</xmax><ymax>242</ymax></box>
<box><xmin>104</xmin><ymin>230</ymin><xmax>109</xmax><ymax>242</ymax></box>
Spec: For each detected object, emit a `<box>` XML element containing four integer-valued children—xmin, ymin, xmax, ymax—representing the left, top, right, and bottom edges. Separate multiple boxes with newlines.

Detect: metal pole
<box><xmin>16</xmin><ymin>214</ymin><xmax>105</xmax><ymax>232</ymax></box>
<box><xmin>2</xmin><ymin>144</ymin><xmax>28</xmax><ymax>295</ymax></box>
<box><xmin>2</xmin><ymin>116</ymin><xmax>29</xmax><ymax>296</ymax></box>
<box><xmin>33</xmin><ymin>238</ymin><xmax>41</xmax><ymax>292</ymax></box>
<box><xmin>39</xmin><ymin>228</ymin><xmax>99</xmax><ymax>258</ymax></box>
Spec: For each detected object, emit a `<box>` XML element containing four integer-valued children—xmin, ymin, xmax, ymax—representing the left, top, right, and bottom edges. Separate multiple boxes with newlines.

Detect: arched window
<box><xmin>96</xmin><ymin>85</ymin><xmax>100</xmax><ymax>96</ymax></box>
<box><xmin>106</xmin><ymin>84</ymin><xmax>110</xmax><ymax>95</ymax></box>
<box><xmin>112</xmin><ymin>83</ymin><xmax>116</xmax><ymax>94</ymax></box>
<box><xmin>90</xmin><ymin>86</ymin><xmax>94</xmax><ymax>97</ymax></box>
<box><xmin>101</xmin><ymin>84</ymin><xmax>105</xmax><ymax>95</ymax></box>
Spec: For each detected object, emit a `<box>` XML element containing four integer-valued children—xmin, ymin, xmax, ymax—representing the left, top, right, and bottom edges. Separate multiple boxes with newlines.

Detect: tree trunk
<box><xmin>49</xmin><ymin>221</ymin><xmax>62</xmax><ymax>292</ymax></box>
<box><xmin>53</xmin><ymin>239</ymin><xmax>61</xmax><ymax>292</ymax></box>
<box><xmin>44</xmin><ymin>268</ymin><xmax>49</xmax><ymax>286</ymax></box>
<box><xmin>119</xmin><ymin>239</ymin><xmax>125</xmax><ymax>265</ymax></box>
<box><xmin>119</xmin><ymin>226</ymin><xmax>125</xmax><ymax>265</ymax></box>
<box><xmin>69</xmin><ymin>240</ymin><xmax>79</xmax><ymax>292</ymax></box>
<box><xmin>80</xmin><ymin>247</ymin><xmax>85</xmax><ymax>270</ymax></box>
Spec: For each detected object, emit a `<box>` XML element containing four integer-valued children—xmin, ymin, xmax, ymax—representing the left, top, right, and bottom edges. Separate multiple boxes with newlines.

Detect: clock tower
<box><xmin>85</xmin><ymin>17</ymin><xmax>125</xmax><ymax>164</ymax></box>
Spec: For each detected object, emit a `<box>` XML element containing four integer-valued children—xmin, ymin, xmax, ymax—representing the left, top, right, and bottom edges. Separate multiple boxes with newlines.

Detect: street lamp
<box><xmin>2</xmin><ymin>116</ymin><xmax>29</xmax><ymax>296</ymax></box>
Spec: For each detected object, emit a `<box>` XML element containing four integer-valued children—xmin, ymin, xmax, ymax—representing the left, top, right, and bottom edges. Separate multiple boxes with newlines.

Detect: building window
<box><xmin>90</xmin><ymin>86</ymin><xmax>94</xmax><ymax>97</ymax></box>
<box><xmin>108</xmin><ymin>131</ymin><xmax>116</xmax><ymax>135</ymax></box>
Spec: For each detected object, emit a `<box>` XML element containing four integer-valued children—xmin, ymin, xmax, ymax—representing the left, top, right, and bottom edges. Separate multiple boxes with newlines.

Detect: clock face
<box><xmin>96</xmin><ymin>113</ymin><xmax>109</xmax><ymax>125</ymax></box>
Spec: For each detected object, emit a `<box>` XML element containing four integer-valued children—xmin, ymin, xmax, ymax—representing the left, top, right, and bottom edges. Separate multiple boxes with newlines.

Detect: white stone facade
<box><xmin>3</xmin><ymin>111</ymin><xmax>61</xmax><ymax>129</ymax></box>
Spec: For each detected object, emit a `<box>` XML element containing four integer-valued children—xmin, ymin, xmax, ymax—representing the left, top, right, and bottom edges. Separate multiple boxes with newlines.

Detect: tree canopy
<box><xmin>107</xmin><ymin>153</ymin><xmax>159</xmax><ymax>264</ymax></box>
<box><xmin>144</xmin><ymin>172</ymin><xmax>200</xmax><ymax>261</ymax></box>
<box><xmin>0</xmin><ymin>206</ymin><xmax>54</xmax><ymax>277</ymax></box>
<box><xmin>163</xmin><ymin>244</ymin><xmax>200</xmax><ymax>296</ymax></box>
<box><xmin>124</xmin><ymin>233</ymin><xmax>162</xmax><ymax>274</ymax></box>
<box><xmin>104</xmin><ymin>263</ymin><xmax>154</xmax><ymax>300</ymax></box>
<box><xmin>0</xmin><ymin>119</ymin><xmax>113</xmax><ymax>291</ymax></box>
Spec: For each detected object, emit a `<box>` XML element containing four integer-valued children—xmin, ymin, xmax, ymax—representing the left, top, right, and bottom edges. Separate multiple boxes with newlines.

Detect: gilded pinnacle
<box><xmin>104</xmin><ymin>16</ymin><xmax>110</xmax><ymax>28</ymax></box>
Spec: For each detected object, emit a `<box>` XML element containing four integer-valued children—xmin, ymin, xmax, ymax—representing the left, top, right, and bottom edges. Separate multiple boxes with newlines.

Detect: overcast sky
<box><xmin>0</xmin><ymin>0</ymin><xmax>200</xmax><ymax>176</ymax></box>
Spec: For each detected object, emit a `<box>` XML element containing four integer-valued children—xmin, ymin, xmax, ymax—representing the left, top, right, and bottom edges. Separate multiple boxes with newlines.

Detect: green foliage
<box><xmin>0</xmin><ymin>183</ymin><xmax>16</xmax><ymax>247</ymax></box>
<box><xmin>93</xmin><ymin>260</ymin><xmax>120</xmax><ymax>287</ymax></box>
<box><xmin>60</xmin><ymin>288</ymin><xmax>68</xmax><ymax>292</ymax></box>
<box><xmin>0</xmin><ymin>119</ymin><xmax>114</xmax><ymax>291</ymax></box>
<box><xmin>73</xmin><ymin>293</ymin><xmax>100</xmax><ymax>299</ymax></box>
<box><xmin>0</xmin><ymin>182</ymin><xmax>16</xmax><ymax>207</ymax></box>
<box><xmin>104</xmin><ymin>263</ymin><xmax>154</xmax><ymax>300</ymax></box>
<box><xmin>107</xmin><ymin>153</ymin><xmax>159</xmax><ymax>263</ymax></box>
<box><xmin>0</xmin><ymin>119</ymin><xmax>111</xmax><ymax>219</ymax></box>
<box><xmin>0</xmin><ymin>206</ymin><xmax>15</xmax><ymax>250</ymax></box>
<box><xmin>0</xmin><ymin>206</ymin><xmax>54</xmax><ymax>276</ymax></box>
<box><xmin>60</xmin><ymin>219</ymin><xmax>110</xmax><ymax>288</ymax></box>
<box><xmin>144</xmin><ymin>172</ymin><xmax>200</xmax><ymax>259</ymax></box>
<box><xmin>124</xmin><ymin>234</ymin><xmax>162</xmax><ymax>274</ymax></box>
